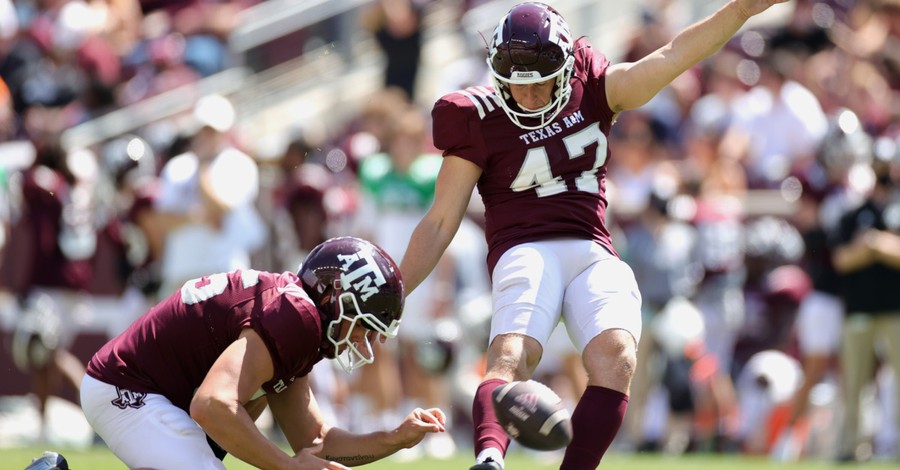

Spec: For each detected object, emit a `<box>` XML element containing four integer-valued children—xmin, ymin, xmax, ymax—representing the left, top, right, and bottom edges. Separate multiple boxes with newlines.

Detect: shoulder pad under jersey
<box><xmin>435</xmin><ymin>86</ymin><xmax>504</xmax><ymax>122</ymax></box>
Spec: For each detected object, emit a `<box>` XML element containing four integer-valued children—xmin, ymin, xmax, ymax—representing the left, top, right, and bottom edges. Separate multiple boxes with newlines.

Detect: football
<box><xmin>492</xmin><ymin>380</ymin><xmax>573</xmax><ymax>451</ymax></box>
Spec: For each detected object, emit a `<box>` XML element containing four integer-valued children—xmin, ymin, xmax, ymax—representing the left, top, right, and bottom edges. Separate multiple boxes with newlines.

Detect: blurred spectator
<box><xmin>688</xmin><ymin>188</ymin><xmax>746</xmax><ymax>365</ymax></box>
<box><xmin>432</xmin><ymin>9</ymin><xmax>490</xmax><ymax>101</ymax></box>
<box><xmin>619</xmin><ymin>173</ymin><xmax>704</xmax><ymax>451</ymax></box>
<box><xmin>88</xmin><ymin>134</ymin><xmax>159</xmax><ymax>334</ymax></box>
<box><xmin>0</xmin><ymin>76</ymin><xmax>23</xmax><ymax>143</ymax></box>
<box><xmin>90</xmin><ymin>0</ymin><xmax>145</xmax><ymax>58</ymax></box>
<box><xmin>152</xmin><ymin>94</ymin><xmax>266</xmax><ymax>298</ymax></box>
<box><xmin>767</xmin><ymin>0</ymin><xmax>836</xmax><ymax>56</ymax></box>
<box><xmin>668</xmin><ymin>169</ymin><xmax>748</xmax><ymax>451</ymax></box>
<box><xmin>0</xmin><ymin>0</ymin><xmax>123</xmax><ymax>124</ymax></box>
<box><xmin>270</xmin><ymin>134</ymin><xmax>330</xmax><ymax>270</ymax></box>
<box><xmin>719</xmin><ymin>47</ymin><xmax>828</xmax><ymax>189</ymax></box>
<box><xmin>647</xmin><ymin>296</ymin><xmax>738</xmax><ymax>455</ymax></box>
<box><xmin>733</xmin><ymin>217</ymin><xmax>806</xmax><ymax>368</ymax></box>
<box><xmin>734</xmin><ymin>349</ymin><xmax>803</xmax><ymax>455</ymax></box>
<box><xmin>137</xmin><ymin>0</ymin><xmax>251</xmax><ymax>77</ymax></box>
<box><xmin>681</xmin><ymin>91</ymin><xmax>747</xmax><ymax>197</ymax></box>
<box><xmin>831</xmin><ymin>146</ymin><xmax>900</xmax><ymax>462</ymax></box>
<box><xmin>773</xmin><ymin>108</ymin><xmax>868</xmax><ymax>461</ymax></box>
<box><xmin>0</xmin><ymin>0</ymin><xmax>16</xmax><ymax>43</ymax></box>
<box><xmin>118</xmin><ymin>11</ymin><xmax>200</xmax><ymax>105</ymax></box>
<box><xmin>607</xmin><ymin>111</ymin><xmax>670</xmax><ymax>220</ymax></box>
<box><xmin>622</xmin><ymin>4</ymin><xmax>677</xmax><ymax>64</ymax></box>
<box><xmin>337</xmin><ymin>86</ymin><xmax>413</xmax><ymax>171</ymax></box>
<box><xmin>5</xmin><ymin>138</ymin><xmax>95</xmax><ymax>442</ymax></box>
<box><xmin>362</xmin><ymin>0</ymin><xmax>425</xmax><ymax>101</ymax></box>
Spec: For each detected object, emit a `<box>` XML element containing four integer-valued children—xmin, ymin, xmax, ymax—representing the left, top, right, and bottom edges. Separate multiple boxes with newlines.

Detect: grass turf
<box><xmin>2</xmin><ymin>446</ymin><xmax>896</xmax><ymax>470</ymax></box>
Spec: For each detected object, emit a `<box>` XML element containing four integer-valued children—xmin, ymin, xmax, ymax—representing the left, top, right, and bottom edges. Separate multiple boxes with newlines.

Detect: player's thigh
<box><xmin>490</xmin><ymin>242</ymin><xmax>566</xmax><ymax>347</ymax></box>
<box><xmin>81</xmin><ymin>375</ymin><xmax>225</xmax><ymax>469</ymax></box>
<box><xmin>562</xmin><ymin>251</ymin><xmax>642</xmax><ymax>352</ymax></box>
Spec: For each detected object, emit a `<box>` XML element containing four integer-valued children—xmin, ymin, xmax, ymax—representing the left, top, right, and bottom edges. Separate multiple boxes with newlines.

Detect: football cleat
<box><xmin>469</xmin><ymin>457</ymin><xmax>503</xmax><ymax>470</ymax></box>
<box><xmin>24</xmin><ymin>451</ymin><xmax>68</xmax><ymax>470</ymax></box>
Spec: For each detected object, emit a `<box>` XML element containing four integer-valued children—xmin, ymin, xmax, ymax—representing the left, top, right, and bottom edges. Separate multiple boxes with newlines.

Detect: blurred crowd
<box><xmin>1</xmin><ymin>0</ymin><xmax>900</xmax><ymax>465</ymax></box>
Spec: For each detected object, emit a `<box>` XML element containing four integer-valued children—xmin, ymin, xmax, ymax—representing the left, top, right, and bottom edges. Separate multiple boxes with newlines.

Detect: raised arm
<box><xmin>400</xmin><ymin>155</ymin><xmax>482</xmax><ymax>294</ymax></box>
<box><xmin>606</xmin><ymin>0</ymin><xmax>789</xmax><ymax>113</ymax></box>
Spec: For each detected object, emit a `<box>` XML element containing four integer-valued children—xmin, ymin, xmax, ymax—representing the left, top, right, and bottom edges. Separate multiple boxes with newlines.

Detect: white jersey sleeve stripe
<box><xmin>459</xmin><ymin>89</ymin><xmax>487</xmax><ymax>119</ymax></box>
<box><xmin>457</xmin><ymin>87</ymin><xmax>503</xmax><ymax>120</ymax></box>
<box><xmin>473</xmin><ymin>86</ymin><xmax>503</xmax><ymax>110</ymax></box>
<box><xmin>470</xmin><ymin>86</ymin><xmax>496</xmax><ymax>113</ymax></box>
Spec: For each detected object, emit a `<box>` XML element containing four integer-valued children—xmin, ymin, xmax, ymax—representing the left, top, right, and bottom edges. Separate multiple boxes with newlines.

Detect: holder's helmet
<box><xmin>298</xmin><ymin>237</ymin><xmax>404</xmax><ymax>373</ymax></box>
<box><xmin>487</xmin><ymin>2</ymin><xmax>576</xmax><ymax>129</ymax></box>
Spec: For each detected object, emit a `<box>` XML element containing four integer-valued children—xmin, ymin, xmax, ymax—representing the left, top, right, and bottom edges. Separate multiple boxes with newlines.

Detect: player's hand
<box><xmin>291</xmin><ymin>441</ymin><xmax>350</xmax><ymax>470</ymax></box>
<box><xmin>389</xmin><ymin>407</ymin><xmax>447</xmax><ymax>449</ymax></box>
<box><xmin>734</xmin><ymin>0</ymin><xmax>790</xmax><ymax>18</ymax></box>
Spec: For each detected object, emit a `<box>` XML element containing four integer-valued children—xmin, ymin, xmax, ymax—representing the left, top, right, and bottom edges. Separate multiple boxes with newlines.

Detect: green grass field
<box><xmin>2</xmin><ymin>447</ymin><xmax>897</xmax><ymax>470</ymax></box>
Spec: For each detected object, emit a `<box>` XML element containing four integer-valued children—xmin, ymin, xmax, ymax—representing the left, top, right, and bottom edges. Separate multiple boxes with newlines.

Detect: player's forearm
<box><xmin>667</xmin><ymin>0</ymin><xmax>752</xmax><ymax>66</ymax></box>
<box><xmin>319</xmin><ymin>428</ymin><xmax>403</xmax><ymax>466</ymax></box>
<box><xmin>192</xmin><ymin>398</ymin><xmax>292</xmax><ymax>469</ymax></box>
<box><xmin>609</xmin><ymin>0</ymin><xmax>755</xmax><ymax>111</ymax></box>
<box><xmin>400</xmin><ymin>216</ymin><xmax>457</xmax><ymax>294</ymax></box>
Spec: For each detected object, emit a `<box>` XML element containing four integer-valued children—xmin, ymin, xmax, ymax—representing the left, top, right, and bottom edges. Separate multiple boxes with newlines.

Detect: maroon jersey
<box><xmin>432</xmin><ymin>38</ymin><xmax>618</xmax><ymax>273</ymax></box>
<box><xmin>86</xmin><ymin>270</ymin><xmax>325</xmax><ymax>411</ymax></box>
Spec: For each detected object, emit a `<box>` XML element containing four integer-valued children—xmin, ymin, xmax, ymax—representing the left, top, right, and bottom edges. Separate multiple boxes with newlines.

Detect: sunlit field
<box><xmin>3</xmin><ymin>447</ymin><xmax>897</xmax><ymax>470</ymax></box>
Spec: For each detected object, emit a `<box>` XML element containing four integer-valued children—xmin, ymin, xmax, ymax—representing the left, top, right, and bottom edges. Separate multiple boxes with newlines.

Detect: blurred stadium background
<box><xmin>2</xmin><ymin>0</ymin><xmax>900</xmax><ymax>468</ymax></box>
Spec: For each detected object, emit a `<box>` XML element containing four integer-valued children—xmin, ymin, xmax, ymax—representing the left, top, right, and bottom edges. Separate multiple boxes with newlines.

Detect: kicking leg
<box><xmin>470</xmin><ymin>333</ymin><xmax>542</xmax><ymax>469</ymax></box>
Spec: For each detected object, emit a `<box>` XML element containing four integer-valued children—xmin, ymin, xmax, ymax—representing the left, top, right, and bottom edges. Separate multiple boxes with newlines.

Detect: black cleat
<box><xmin>469</xmin><ymin>457</ymin><xmax>503</xmax><ymax>470</ymax></box>
<box><xmin>24</xmin><ymin>451</ymin><xmax>68</xmax><ymax>470</ymax></box>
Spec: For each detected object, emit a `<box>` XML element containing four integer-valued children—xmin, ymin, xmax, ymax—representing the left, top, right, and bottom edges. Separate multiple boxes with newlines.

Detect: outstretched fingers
<box><xmin>413</xmin><ymin>407</ymin><xmax>447</xmax><ymax>432</ymax></box>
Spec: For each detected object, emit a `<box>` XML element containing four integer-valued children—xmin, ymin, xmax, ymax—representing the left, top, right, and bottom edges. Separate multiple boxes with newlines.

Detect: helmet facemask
<box><xmin>487</xmin><ymin>2</ymin><xmax>575</xmax><ymax>130</ymax></box>
<box><xmin>326</xmin><ymin>291</ymin><xmax>400</xmax><ymax>374</ymax></box>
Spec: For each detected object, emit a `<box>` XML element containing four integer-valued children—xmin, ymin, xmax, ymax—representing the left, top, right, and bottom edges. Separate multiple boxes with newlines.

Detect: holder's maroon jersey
<box><xmin>86</xmin><ymin>269</ymin><xmax>325</xmax><ymax>412</ymax></box>
<box><xmin>432</xmin><ymin>38</ymin><xmax>618</xmax><ymax>274</ymax></box>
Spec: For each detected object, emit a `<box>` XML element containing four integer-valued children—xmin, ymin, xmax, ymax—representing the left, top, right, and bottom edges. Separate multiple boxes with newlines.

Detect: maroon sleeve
<box><xmin>253</xmin><ymin>291</ymin><xmax>323</xmax><ymax>393</ymax></box>
<box><xmin>574</xmin><ymin>38</ymin><xmax>614</xmax><ymax>123</ymax></box>
<box><xmin>431</xmin><ymin>93</ymin><xmax>488</xmax><ymax>169</ymax></box>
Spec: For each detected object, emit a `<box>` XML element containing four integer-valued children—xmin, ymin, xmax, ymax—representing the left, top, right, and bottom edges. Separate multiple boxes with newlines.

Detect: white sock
<box><xmin>476</xmin><ymin>447</ymin><xmax>505</xmax><ymax>467</ymax></box>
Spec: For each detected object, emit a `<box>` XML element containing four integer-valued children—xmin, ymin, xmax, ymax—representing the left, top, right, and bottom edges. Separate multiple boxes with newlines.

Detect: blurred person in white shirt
<box><xmin>153</xmin><ymin>94</ymin><xmax>266</xmax><ymax>298</ymax></box>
